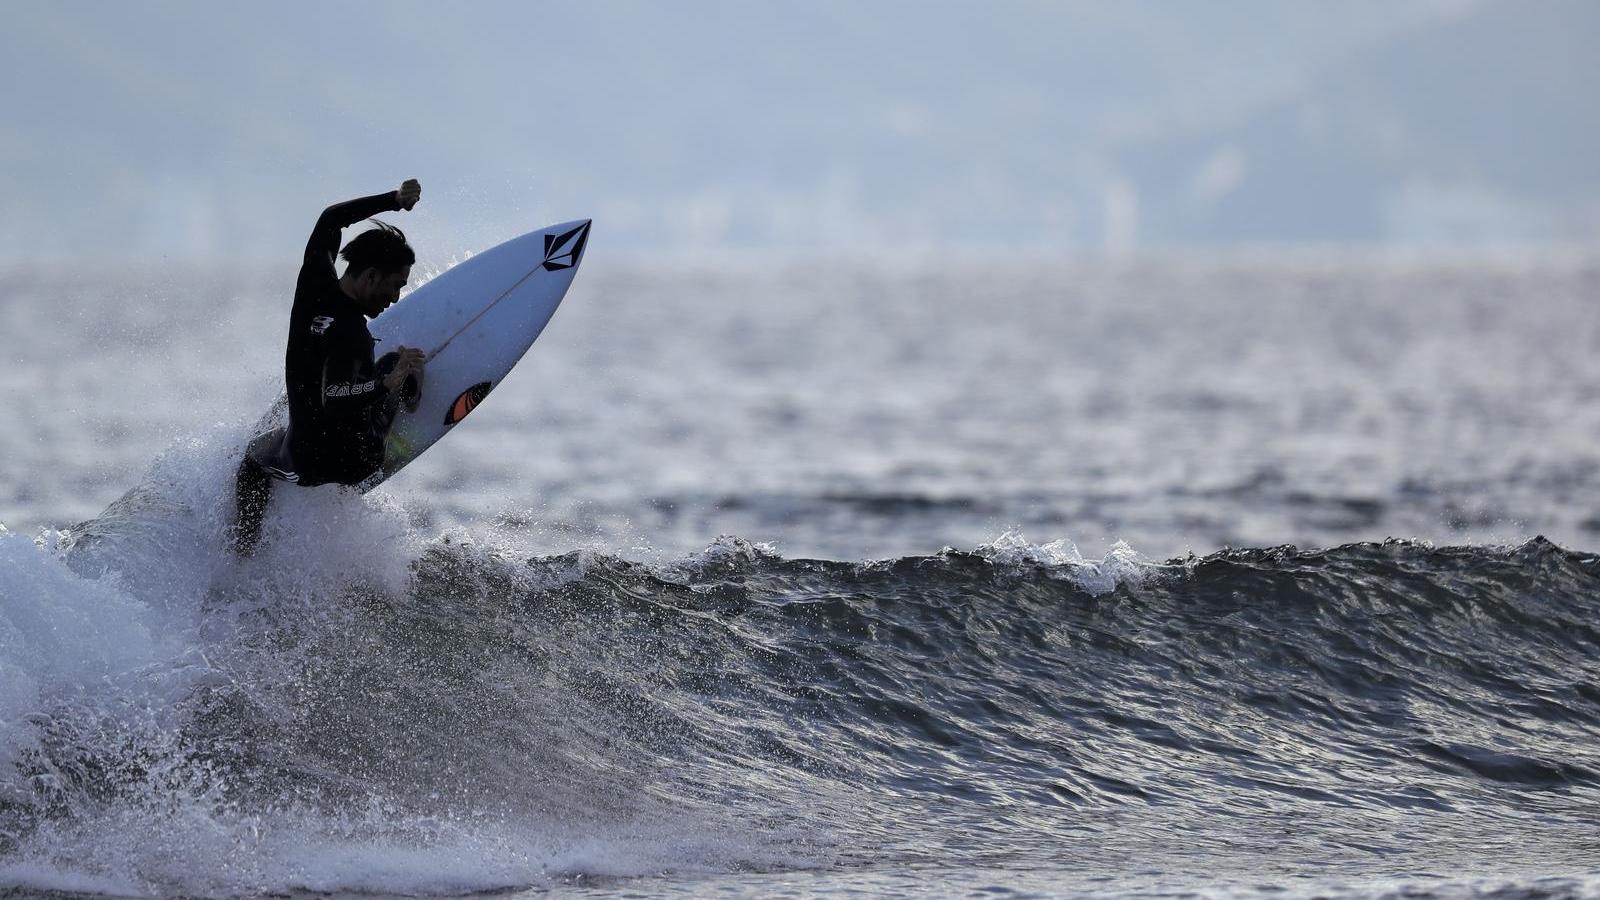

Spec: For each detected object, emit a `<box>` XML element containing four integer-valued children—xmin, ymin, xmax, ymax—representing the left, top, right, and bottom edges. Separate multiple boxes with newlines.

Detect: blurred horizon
<box><xmin>3</xmin><ymin>0</ymin><xmax>1598</xmax><ymax>266</ymax></box>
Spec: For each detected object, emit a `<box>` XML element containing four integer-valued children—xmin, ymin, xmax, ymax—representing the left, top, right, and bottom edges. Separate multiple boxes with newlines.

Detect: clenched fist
<box><xmin>396</xmin><ymin>179</ymin><xmax>421</xmax><ymax>211</ymax></box>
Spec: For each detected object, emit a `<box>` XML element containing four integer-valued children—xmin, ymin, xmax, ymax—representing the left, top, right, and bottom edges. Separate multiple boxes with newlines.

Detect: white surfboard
<box><xmin>360</xmin><ymin>218</ymin><xmax>592</xmax><ymax>490</ymax></box>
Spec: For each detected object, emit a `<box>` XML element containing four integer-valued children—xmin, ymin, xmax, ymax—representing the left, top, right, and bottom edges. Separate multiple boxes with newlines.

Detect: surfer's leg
<box><xmin>231</xmin><ymin>457</ymin><xmax>272</xmax><ymax>557</ymax></box>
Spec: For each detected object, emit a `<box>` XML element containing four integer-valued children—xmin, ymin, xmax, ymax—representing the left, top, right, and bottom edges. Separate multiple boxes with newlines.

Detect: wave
<box><xmin>0</xmin><ymin>438</ymin><xmax>1598</xmax><ymax>893</ymax></box>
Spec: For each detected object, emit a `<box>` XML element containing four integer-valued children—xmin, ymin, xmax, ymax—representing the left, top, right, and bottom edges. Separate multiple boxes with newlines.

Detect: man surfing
<box><xmin>231</xmin><ymin>179</ymin><xmax>427</xmax><ymax>555</ymax></box>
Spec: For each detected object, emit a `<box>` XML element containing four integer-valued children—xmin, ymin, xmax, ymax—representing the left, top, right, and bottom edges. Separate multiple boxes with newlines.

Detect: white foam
<box><xmin>0</xmin><ymin>532</ymin><xmax>180</xmax><ymax>773</ymax></box>
<box><xmin>0</xmin><ymin>859</ymin><xmax>143</xmax><ymax>897</ymax></box>
<box><xmin>976</xmin><ymin>529</ymin><xmax>1153</xmax><ymax>595</ymax></box>
<box><xmin>659</xmin><ymin>534</ymin><xmax>781</xmax><ymax>582</ymax></box>
<box><xmin>0</xmin><ymin>791</ymin><xmax>791</xmax><ymax>896</ymax></box>
<box><xmin>224</xmin><ymin>480</ymin><xmax>420</xmax><ymax>603</ymax></box>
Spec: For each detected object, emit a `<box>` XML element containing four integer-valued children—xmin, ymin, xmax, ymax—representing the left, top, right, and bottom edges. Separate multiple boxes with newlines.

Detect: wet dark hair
<box><xmin>340</xmin><ymin>220</ymin><xmax>415</xmax><ymax>278</ymax></box>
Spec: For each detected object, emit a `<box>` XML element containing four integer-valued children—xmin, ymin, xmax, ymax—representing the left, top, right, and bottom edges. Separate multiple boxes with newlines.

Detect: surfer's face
<box><xmin>355</xmin><ymin>266</ymin><xmax>411</xmax><ymax>316</ymax></box>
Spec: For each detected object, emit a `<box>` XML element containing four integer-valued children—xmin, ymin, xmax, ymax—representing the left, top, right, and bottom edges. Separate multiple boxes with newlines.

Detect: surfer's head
<box><xmin>339</xmin><ymin>220</ymin><xmax>415</xmax><ymax>317</ymax></box>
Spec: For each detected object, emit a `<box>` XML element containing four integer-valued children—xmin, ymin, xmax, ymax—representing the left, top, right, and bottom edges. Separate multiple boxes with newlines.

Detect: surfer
<box><xmin>230</xmin><ymin>180</ymin><xmax>428</xmax><ymax>556</ymax></box>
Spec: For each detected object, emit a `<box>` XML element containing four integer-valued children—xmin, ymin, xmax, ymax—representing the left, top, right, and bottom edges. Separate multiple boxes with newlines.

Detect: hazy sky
<box><xmin>1</xmin><ymin>0</ymin><xmax>1595</xmax><ymax>264</ymax></box>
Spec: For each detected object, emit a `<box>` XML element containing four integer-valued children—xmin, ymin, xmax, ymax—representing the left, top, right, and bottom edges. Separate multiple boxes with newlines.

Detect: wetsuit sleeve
<box><xmin>315</xmin><ymin>355</ymin><xmax>390</xmax><ymax>421</ymax></box>
<box><xmin>302</xmin><ymin>191</ymin><xmax>405</xmax><ymax>279</ymax></box>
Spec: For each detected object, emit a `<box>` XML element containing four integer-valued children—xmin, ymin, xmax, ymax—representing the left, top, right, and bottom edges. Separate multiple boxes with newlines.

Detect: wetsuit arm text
<box><xmin>317</xmin><ymin>358</ymin><xmax>390</xmax><ymax>420</ymax></box>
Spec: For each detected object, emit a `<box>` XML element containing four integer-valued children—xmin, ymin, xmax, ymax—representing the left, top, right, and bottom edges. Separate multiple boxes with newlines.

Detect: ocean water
<box><xmin>1</xmin><ymin>250</ymin><xmax>1600</xmax><ymax>897</ymax></box>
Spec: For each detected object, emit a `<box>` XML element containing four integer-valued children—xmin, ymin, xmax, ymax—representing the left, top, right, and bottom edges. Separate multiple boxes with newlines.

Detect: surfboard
<box><xmin>354</xmin><ymin>218</ymin><xmax>592</xmax><ymax>491</ymax></box>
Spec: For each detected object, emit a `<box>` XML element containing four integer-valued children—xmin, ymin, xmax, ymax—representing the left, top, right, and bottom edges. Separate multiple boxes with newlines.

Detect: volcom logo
<box><xmin>310</xmin><ymin>315</ymin><xmax>335</xmax><ymax>335</ymax></box>
<box><xmin>541</xmin><ymin>221</ymin><xmax>591</xmax><ymax>272</ymax></box>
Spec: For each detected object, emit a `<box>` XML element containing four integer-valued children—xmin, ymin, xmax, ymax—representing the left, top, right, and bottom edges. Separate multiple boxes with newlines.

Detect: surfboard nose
<box><xmin>541</xmin><ymin>219</ymin><xmax>591</xmax><ymax>272</ymax></box>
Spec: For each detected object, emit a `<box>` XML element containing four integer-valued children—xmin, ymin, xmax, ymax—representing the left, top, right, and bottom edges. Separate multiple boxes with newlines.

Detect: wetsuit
<box><xmin>232</xmin><ymin>192</ymin><xmax>403</xmax><ymax>554</ymax></box>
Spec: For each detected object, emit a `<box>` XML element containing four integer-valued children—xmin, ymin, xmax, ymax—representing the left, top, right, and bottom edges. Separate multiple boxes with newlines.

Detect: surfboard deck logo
<box><xmin>541</xmin><ymin>222</ymin><xmax>590</xmax><ymax>272</ymax></box>
<box><xmin>445</xmin><ymin>381</ymin><xmax>494</xmax><ymax>426</ymax></box>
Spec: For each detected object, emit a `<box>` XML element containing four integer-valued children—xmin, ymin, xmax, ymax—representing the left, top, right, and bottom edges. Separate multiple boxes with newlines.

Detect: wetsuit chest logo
<box><xmin>310</xmin><ymin>315</ymin><xmax>335</xmax><ymax>335</ymax></box>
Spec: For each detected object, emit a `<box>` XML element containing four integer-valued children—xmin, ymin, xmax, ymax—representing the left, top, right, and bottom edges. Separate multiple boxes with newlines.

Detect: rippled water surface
<box><xmin>1</xmin><ymin>252</ymin><xmax>1599</xmax><ymax>897</ymax></box>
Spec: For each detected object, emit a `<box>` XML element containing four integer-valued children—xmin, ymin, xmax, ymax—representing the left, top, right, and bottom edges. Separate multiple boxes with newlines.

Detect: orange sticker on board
<box><xmin>445</xmin><ymin>382</ymin><xmax>493</xmax><ymax>426</ymax></box>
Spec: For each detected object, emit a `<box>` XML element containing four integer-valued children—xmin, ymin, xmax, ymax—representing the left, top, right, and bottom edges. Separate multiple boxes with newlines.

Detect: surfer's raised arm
<box><xmin>302</xmin><ymin>180</ymin><xmax>422</xmax><ymax>273</ymax></box>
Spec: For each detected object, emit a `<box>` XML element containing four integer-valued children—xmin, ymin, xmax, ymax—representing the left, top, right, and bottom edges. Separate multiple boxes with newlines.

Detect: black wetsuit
<box><xmin>232</xmin><ymin>192</ymin><xmax>403</xmax><ymax>554</ymax></box>
<box><xmin>280</xmin><ymin>191</ymin><xmax>404</xmax><ymax>485</ymax></box>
